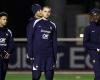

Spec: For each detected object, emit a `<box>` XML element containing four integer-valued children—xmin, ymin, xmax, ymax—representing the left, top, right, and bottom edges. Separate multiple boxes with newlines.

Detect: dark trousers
<box><xmin>89</xmin><ymin>50</ymin><xmax>100</xmax><ymax>80</ymax></box>
<box><xmin>0</xmin><ymin>59</ymin><xmax>8</xmax><ymax>80</ymax></box>
<box><xmin>32</xmin><ymin>70</ymin><xmax>54</xmax><ymax>80</ymax></box>
<box><xmin>93</xmin><ymin>58</ymin><xmax>100</xmax><ymax>80</ymax></box>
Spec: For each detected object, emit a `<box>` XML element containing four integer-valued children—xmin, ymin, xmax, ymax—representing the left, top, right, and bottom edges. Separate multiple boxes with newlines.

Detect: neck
<box><xmin>42</xmin><ymin>17</ymin><xmax>48</xmax><ymax>20</ymax></box>
<box><xmin>35</xmin><ymin>16</ymin><xmax>40</xmax><ymax>19</ymax></box>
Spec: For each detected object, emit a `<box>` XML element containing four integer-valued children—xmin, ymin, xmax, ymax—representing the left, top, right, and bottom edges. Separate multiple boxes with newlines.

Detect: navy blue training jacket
<box><xmin>27</xmin><ymin>18</ymin><xmax>57</xmax><ymax>63</ymax></box>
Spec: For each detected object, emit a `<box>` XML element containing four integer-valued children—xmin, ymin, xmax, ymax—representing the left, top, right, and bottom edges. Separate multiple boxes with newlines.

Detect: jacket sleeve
<box><xmin>7</xmin><ymin>29</ymin><xmax>15</xmax><ymax>54</ymax></box>
<box><xmin>26</xmin><ymin>19</ymin><xmax>42</xmax><ymax>59</ymax></box>
<box><xmin>26</xmin><ymin>21</ymin><xmax>34</xmax><ymax>58</ymax></box>
<box><xmin>83</xmin><ymin>26</ymin><xmax>100</xmax><ymax>50</ymax></box>
<box><xmin>52</xmin><ymin>23</ymin><xmax>57</xmax><ymax>63</ymax></box>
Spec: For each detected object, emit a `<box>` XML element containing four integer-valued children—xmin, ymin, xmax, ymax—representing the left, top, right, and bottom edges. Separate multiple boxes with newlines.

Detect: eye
<box><xmin>3</xmin><ymin>19</ymin><xmax>7</xmax><ymax>21</ymax></box>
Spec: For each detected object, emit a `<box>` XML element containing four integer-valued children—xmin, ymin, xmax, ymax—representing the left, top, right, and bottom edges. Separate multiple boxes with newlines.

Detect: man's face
<box><xmin>35</xmin><ymin>10</ymin><xmax>42</xmax><ymax>18</ymax></box>
<box><xmin>0</xmin><ymin>16</ymin><xmax>7</xmax><ymax>27</ymax></box>
<box><xmin>42</xmin><ymin>7</ymin><xmax>51</xmax><ymax>19</ymax></box>
<box><xmin>90</xmin><ymin>13</ymin><xmax>100</xmax><ymax>22</ymax></box>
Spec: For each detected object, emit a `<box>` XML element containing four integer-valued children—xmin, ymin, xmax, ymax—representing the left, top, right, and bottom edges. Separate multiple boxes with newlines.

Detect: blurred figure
<box><xmin>31</xmin><ymin>4</ymin><xmax>42</xmax><ymax>20</ymax></box>
<box><xmin>27</xmin><ymin>6</ymin><xmax>57</xmax><ymax>80</ymax></box>
<box><xmin>83</xmin><ymin>8</ymin><xmax>100</xmax><ymax>80</ymax></box>
<box><xmin>0</xmin><ymin>12</ymin><xmax>14</xmax><ymax>80</ymax></box>
<box><xmin>26</xmin><ymin>4</ymin><xmax>42</xmax><ymax>63</ymax></box>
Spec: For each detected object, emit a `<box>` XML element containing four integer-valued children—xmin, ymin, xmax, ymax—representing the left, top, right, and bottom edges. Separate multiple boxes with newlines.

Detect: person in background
<box><xmin>27</xmin><ymin>6</ymin><xmax>57</xmax><ymax>80</ymax></box>
<box><xmin>83</xmin><ymin>8</ymin><xmax>100</xmax><ymax>80</ymax></box>
<box><xmin>26</xmin><ymin>4</ymin><xmax>42</xmax><ymax>63</ymax></box>
<box><xmin>0</xmin><ymin>12</ymin><xmax>14</xmax><ymax>80</ymax></box>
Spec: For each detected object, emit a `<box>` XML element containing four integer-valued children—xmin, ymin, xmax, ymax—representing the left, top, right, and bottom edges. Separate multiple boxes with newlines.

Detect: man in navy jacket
<box><xmin>0</xmin><ymin>12</ymin><xmax>14</xmax><ymax>80</ymax></box>
<box><xmin>26</xmin><ymin>4</ymin><xmax>42</xmax><ymax>61</ymax></box>
<box><xmin>27</xmin><ymin>6</ymin><xmax>57</xmax><ymax>80</ymax></box>
<box><xmin>83</xmin><ymin>8</ymin><xmax>100</xmax><ymax>80</ymax></box>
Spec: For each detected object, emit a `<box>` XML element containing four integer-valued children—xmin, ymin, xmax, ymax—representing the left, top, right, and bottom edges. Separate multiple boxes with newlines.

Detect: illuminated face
<box><xmin>0</xmin><ymin>16</ymin><xmax>7</xmax><ymax>27</ymax></box>
<box><xmin>42</xmin><ymin>7</ymin><xmax>51</xmax><ymax>19</ymax></box>
<box><xmin>90</xmin><ymin>13</ymin><xmax>100</xmax><ymax>22</ymax></box>
<box><xmin>35</xmin><ymin>10</ymin><xmax>42</xmax><ymax>18</ymax></box>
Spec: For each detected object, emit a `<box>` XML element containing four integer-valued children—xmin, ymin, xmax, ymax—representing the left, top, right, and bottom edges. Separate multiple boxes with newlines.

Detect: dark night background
<box><xmin>0</xmin><ymin>0</ymin><xmax>99</xmax><ymax>38</ymax></box>
<box><xmin>0</xmin><ymin>0</ymin><xmax>100</xmax><ymax>72</ymax></box>
<box><xmin>0</xmin><ymin>0</ymin><xmax>46</xmax><ymax>37</ymax></box>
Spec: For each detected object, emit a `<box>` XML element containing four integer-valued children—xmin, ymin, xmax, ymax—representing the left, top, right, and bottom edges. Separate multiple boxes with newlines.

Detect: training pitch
<box><xmin>6</xmin><ymin>71</ymin><xmax>94</xmax><ymax>80</ymax></box>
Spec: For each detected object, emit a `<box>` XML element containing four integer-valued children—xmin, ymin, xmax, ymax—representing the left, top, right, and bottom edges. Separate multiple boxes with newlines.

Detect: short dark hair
<box><xmin>0</xmin><ymin>12</ymin><xmax>8</xmax><ymax>17</ymax></box>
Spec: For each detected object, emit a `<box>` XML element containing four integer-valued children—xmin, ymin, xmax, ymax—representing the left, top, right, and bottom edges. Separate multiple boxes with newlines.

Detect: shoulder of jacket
<box><xmin>7</xmin><ymin>28</ymin><xmax>12</xmax><ymax>37</ymax></box>
<box><xmin>33</xmin><ymin>18</ymin><xmax>42</xmax><ymax>28</ymax></box>
<box><xmin>50</xmin><ymin>21</ymin><xmax>56</xmax><ymax>29</ymax></box>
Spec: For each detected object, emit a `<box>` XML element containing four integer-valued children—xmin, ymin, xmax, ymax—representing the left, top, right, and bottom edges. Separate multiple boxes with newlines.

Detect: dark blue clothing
<box><xmin>26</xmin><ymin>17</ymin><xmax>37</xmax><ymax>59</ymax></box>
<box><xmin>27</xmin><ymin>18</ymin><xmax>57</xmax><ymax>71</ymax></box>
<box><xmin>83</xmin><ymin>22</ymin><xmax>100</xmax><ymax>51</ymax></box>
<box><xmin>83</xmin><ymin>22</ymin><xmax>100</xmax><ymax>80</ymax></box>
<box><xmin>32</xmin><ymin>70</ymin><xmax>54</xmax><ymax>80</ymax></box>
<box><xmin>0</xmin><ymin>27</ymin><xmax>14</xmax><ymax>80</ymax></box>
<box><xmin>0</xmin><ymin>59</ymin><xmax>8</xmax><ymax>80</ymax></box>
<box><xmin>0</xmin><ymin>27</ymin><xmax>14</xmax><ymax>54</ymax></box>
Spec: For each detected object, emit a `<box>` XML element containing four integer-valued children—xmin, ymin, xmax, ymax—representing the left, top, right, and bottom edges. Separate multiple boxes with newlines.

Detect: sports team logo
<box><xmin>42</xmin><ymin>34</ymin><xmax>49</xmax><ymax>39</ymax></box>
<box><xmin>0</xmin><ymin>38</ymin><xmax>6</xmax><ymax>43</ymax></box>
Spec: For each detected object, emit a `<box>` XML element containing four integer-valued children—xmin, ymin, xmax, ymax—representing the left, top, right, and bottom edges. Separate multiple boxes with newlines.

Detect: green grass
<box><xmin>6</xmin><ymin>74</ymin><xmax>94</xmax><ymax>80</ymax></box>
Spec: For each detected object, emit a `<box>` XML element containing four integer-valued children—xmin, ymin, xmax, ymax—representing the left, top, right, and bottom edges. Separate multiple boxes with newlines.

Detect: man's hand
<box><xmin>26</xmin><ymin>54</ymin><xmax>34</xmax><ymax>64</ymax></box>
<box><xmin>4</xmin><ymin>53</ymin><xmax>10</xmax><ymax>59</ymax></box>
<box><xmin>97</xmin><ymin>48</ymin><xmax>100</xmax><ymax>53</ymax></box>
<box><xmin>4</xmin><ymin>50</ymin><xmax>10</xmax><ymax>59</ymax></box>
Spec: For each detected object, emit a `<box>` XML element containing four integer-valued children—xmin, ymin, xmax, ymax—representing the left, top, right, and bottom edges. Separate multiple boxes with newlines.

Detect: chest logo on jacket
<box><xmin>6</xmin><ymin>33</ymin><xmax>8</xmax><ymax>36</ymax></box>
<box><xmin>0</xmin><ymin>38</ymin><xmax>7</xmax><ymax>46</ymax></box>
<box><xmin>42</xmin><ymin>34</ymin><xmax>49</xmax><ymax>39</ymax></box>
<box><xmin>92</xmin><ymin>30</ymin><xmax>95</xmax><ymax>32</ymax></box>
<box><xmin>0</xmin><ymin>38</ymin><xmax>6</xmax><ymax>43</ymax></box>
<box><xmin>41</xmin><ymin>29</ymin><xmax>51</xmax><ymax>34</ymax></box>
<box><xmin>41</xmin><ymin>29</ymin><xmax>51</xmax><ymax>40</ymax></box>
